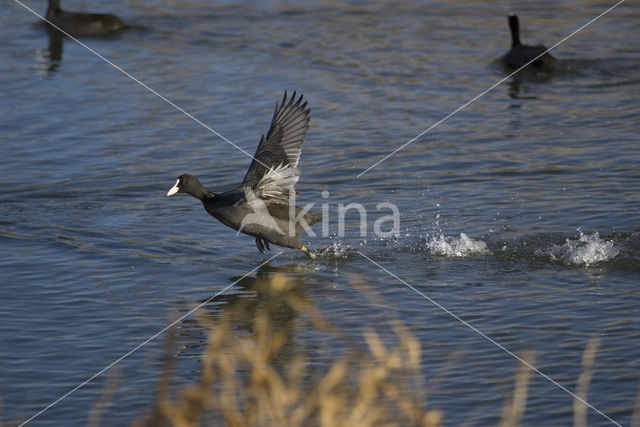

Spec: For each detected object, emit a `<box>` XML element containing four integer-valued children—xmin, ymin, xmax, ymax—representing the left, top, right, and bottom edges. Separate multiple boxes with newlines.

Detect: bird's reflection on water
<box><xmin>175</xmin><ymin>263</ymin><xmax>316</xmax><ymax>365</ymax></box>
<box><xmin>45</xmin><ymin>27</ymin><xmax>63</xmax><ymax>70</ymax></box>
<box><xmin>506</xmin><ymin>72</ymin><xmax>554</xmax><ymax>100</ymax></box>
<box><xmin>36</xmin><ymin>19</ymin><xmax>135</xmax><ymax>73</ymax></box>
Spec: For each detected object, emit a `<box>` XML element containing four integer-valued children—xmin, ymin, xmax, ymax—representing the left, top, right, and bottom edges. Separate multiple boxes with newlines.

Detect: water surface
<box><xmin>1</xmin><ymin>0</ymin><xmax>639</xmax><ymax>425</ymax></box>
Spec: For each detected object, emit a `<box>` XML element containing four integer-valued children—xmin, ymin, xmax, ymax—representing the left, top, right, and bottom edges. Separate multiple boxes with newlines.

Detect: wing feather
<box><xmin>252</xmin><ymin>164</ymin><xmax>299</xmax><ymax>204</ymax></box>
<box><xmin>242</xmin><ymin>91</ymin><xmax>310</xmax><ymax>188</ymax></box>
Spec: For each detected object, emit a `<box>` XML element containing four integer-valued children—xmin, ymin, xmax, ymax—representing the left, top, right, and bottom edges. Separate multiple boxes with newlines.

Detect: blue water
<box><xmin>2</xmin><ymin>0</ymin><xmax>639</xmax><ymax>425</ymax></box>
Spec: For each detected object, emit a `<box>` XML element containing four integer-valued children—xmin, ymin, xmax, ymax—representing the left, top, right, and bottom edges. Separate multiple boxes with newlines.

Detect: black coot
<box><xmin>46</xmin><ymin>0</ymin><xmax>125</xmax><ymax>37</ymax></box>
<box><xmin>504</xmin><ymin>14</ymin><xmax>556</xmax><ymax>71</ymax></box>
<box><xmin>167</xmin><ymin>91</ymin><xmax>320</xmax><ymax>258</ymax></box>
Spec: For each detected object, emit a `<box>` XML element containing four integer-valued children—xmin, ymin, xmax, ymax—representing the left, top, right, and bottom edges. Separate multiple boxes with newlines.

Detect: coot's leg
<box><xmin>255</xmin><ymin>237</ymin><xmax>265</xmax><ymax>253</ymax></box>
<box><xmin>264</xmin><ymin>240</ymin><xmax>271</xmax><ymax>251</ymax></box>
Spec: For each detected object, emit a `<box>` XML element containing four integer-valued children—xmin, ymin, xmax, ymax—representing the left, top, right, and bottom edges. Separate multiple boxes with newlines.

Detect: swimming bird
<box><xmin>167</xmin><ymin>91</ymin><xmax>320</xmax><ymax>258</ymax></box>
<box><xmin>504</xmin><ymin>14</ymin><xmax>556</xmax><ymax>71</ymax></box>
<box><xmin>46</xmin><ymin>0</ymin><xmax>125</xmax><ymax>37</ymax></box>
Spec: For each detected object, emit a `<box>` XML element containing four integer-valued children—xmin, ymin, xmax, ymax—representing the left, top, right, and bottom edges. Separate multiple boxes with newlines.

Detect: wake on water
<box><xmin>423</xmin><ymin>230</ymin><xmax>619</xmax><ymax>265</ymax></box>
<box><xmin>313</xmin><ymin>227</ymin><xmax>620</xmax><ymax>268</ymax></box>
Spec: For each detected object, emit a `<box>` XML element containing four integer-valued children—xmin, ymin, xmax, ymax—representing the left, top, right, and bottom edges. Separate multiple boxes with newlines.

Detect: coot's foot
<box><xmin>301</xmin><ymin>246</ymin><xmax>316</xmax><ymax>260</ymax></box>
<box><xmin>255</xmin><ymin>237</ymin><xmax>265</xmax><ymax>253</ymax></box>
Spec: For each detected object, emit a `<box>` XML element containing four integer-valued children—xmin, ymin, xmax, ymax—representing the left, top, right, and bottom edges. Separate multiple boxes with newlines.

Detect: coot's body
<box><xmin>504</xmin><ymin>15</ymin><xmax>555</xmax><ymax>70</ymax></box>
<box><xmin>46</xmin><ymin>0</ymin><xmax>125</xmax><ymax>36</ymax></box>
<box><xmin>202</xmin><ymin>186</ymin><xmax>319</xmax><ymax>251</ymax></box>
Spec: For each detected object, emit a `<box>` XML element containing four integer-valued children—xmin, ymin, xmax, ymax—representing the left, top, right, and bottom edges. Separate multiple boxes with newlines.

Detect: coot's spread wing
<box><xmin>242</xmin><ymin>91</ymin><xmax>310</xmax><ymax>189</ymax></box>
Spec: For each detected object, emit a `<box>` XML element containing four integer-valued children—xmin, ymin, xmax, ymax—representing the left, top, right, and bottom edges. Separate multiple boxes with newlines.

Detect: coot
<box><xmin>504</xmin><ymin>14</ymin><xmax>556</xmax><ymax>70</ymax></box>
<box><xmin>167</xmin><ymin>91</ymin><xmax>320</xmax><ymax>258</ymax></box>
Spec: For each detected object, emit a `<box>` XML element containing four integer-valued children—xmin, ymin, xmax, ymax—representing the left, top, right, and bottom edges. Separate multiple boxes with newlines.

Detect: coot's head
<box><xmin>167</xmin><ymin>174</ymin><xmax>208</xmax><ymax>199</ymax></box>
<box><xmin>508</xmin><ymin>14</ymin><xmax>521</xmax><ymax>47</ymax></box>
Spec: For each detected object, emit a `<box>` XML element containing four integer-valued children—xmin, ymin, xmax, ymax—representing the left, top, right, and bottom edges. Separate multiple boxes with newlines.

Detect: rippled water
<box><xmin>2</xmin><ymin>0</ymin><xmax>639</xmax><ymax>425</ymax></box>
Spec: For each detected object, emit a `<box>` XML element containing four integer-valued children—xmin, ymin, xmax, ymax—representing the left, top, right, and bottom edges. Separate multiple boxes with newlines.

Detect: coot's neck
<box><xmin>47</xmin><ymin>0</ymin><xmax>60</xmax><ymax>21</ymax></box>
<box><xmin>509</xmin><ymin>16</ymin><xmax>521</xmax><ymax>47</ymax></box>
<box><xmin>191</xmin><ymin>186</ymin><xmax>216</xmax><ymax>201</ymax></box>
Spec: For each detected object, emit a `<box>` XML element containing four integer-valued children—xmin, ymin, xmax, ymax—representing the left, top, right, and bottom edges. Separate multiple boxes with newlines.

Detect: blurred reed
<box><xmin>117</xmin><ymin>273</ymin><xmax>635</xmax><ymax>427</ymax></box>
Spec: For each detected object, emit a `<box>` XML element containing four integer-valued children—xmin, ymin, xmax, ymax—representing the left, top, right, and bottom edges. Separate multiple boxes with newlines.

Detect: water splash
<box><xmin>426</xmin><ymin>233</ymin><xmax>489</xmax><ymax>257</ymax></box>
<box><xmin>541</xmin><ymin>232</ymin><xmax>619</xmax><ymax>267</ymax></box>
<box><xmin>425</xmin><ymin>210</ymin><xmax>489</xmax><ymax>257</ymax></box>
<box><xmin>319</xmin><ymin>241</ymin><xmax>350</xmax><ymax>258</ymax></box>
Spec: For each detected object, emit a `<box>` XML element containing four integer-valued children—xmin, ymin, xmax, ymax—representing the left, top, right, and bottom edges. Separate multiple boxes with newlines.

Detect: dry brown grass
<box><xmin>125</xmin><ymin>273</ymin><xmax>637</xmax><ymax>427</ymax></box>
<box><xmin>131</xmin><ymin>273</ymin><xmax>442</xmax><ymax>427</ymax></box>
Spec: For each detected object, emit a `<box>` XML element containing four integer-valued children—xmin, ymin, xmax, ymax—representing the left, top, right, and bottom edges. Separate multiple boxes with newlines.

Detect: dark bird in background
<box><xmin>504</xmin><ymin>14</ymin><xmax>556</xmax><ymax>71</ymax></box>
<box><xmin>46</xmin><ymin>0</ymin><xmax>125</xmax><ymax>37</ymax></box>
<box><xmin>167</xmin><ymin>91</ymin><xmax>320</xmax><ymax>259</ymax></box>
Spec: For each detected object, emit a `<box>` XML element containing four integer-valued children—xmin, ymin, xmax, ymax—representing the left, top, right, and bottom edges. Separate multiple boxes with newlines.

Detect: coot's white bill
<box><xmin>167</xmin><ymin>179</ymin><xmax>180</xmax><ymax>196</ymax></box>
